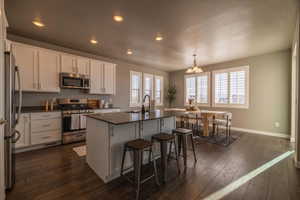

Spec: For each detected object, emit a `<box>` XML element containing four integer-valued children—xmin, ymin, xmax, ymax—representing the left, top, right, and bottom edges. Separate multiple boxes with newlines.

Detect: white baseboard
<box><xmin>230</xmin><ymin>127</ymin><xmax>290</xmax><ymax>139</ymax></box>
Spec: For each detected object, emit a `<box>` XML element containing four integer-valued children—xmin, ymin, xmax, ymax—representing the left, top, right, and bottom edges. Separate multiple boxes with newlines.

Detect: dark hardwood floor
<box><xmin>6</xmin><ymin>132</ymin><xmax>300</xmax><ymax>200</ymax></box>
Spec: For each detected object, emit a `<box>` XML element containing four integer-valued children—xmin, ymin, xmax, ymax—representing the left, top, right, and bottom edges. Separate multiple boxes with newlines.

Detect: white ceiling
<box><xmin>5</xmin><ymin>0</ymin><xmax>299</xmax><ymax>71</ymax></box>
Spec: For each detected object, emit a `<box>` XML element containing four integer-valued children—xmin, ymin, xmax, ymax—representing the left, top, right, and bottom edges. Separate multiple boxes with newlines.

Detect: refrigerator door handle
<box><xmin>15</xmin><ymin>66</ymin><xmax>22</xmax><ymax>125</ymax></box>
<box><xmin>12</xmin><ymin>130</ymin><xmax>21</xmax><ymax>143</ymax></box>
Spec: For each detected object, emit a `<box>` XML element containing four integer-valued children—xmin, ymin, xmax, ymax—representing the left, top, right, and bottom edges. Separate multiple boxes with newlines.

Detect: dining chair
<box><xmin>214</xmin><ymin>112</ymin><xmax>232</xmax><ymax>145</ymax></box>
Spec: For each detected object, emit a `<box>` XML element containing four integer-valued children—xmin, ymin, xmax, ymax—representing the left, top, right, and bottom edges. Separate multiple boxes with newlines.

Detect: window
<box><xmin>130</xmin><ymin>71</ymin><xmax>142</xmax><ymax>107</ymax></box>
<box><xmin>155</xmin><ymin>76</ymin><xmax>164</xmax><ymax>105</ymax></box>
<box><xmin>184</xmin><ymin>72</ymin><xmax>210</xmax><ymax>106</ymax></box>
<box><xmin>143</xmin><ymin>73</ymin><xmax>154</xmax><ymax>99</ymax></box>
<box><xmin>212</xmin><ymin>66</ymin><xmax>249</xmax><ymax>108</ymax></box>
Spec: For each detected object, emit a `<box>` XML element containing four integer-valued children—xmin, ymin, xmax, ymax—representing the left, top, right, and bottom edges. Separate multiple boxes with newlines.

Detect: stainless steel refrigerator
<box><xmin>4</xmin><ymin>51</ymin><xmax>22</xmax><ymax>190</ymax></box>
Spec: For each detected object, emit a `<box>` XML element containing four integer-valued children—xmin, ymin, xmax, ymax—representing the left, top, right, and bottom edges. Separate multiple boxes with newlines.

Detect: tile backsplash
<box><xmin>19</xmin><ymin>89</ymin><xmax>111</xmax><ymax>107</ymax></box>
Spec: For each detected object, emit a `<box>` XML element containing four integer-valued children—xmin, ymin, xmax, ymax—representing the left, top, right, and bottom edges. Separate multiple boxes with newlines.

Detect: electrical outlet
<box><xmin>274</xmin><ymin>122</ymin><xmax>280</xmax><ymax>128</ymax></box>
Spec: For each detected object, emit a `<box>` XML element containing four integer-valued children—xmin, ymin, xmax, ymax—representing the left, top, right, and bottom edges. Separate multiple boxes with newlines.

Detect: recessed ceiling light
<box><xmin>127</xmin><ymin>49</ymin><xmax>133</xmax><ymax>55</ymax></box>
<box><xmin>155</xmin><ymin>34</ymin><xmax>163</xmax><ymax>41</ymax></box>
<box><xmin>113</xmin><ymin>15</ymin><xmax>123</xmax><ymax>22</ymax></box>
<box><xmin>90</xmin><ymin>39</ymin><xmax>98</xmax><ymax>44</ymax></box>
<box><xmin>32</xmin><ymin>21</ymin><xmax>45</xmax><ymax>27</ymax></box>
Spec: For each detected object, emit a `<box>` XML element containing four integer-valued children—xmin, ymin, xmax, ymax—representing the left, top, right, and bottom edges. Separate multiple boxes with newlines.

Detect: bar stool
<box><xmin>120</xmin><ymin>138</ymin><xmax>159</xmax><ymax>200</ymax></box>
<box><xmin>172</xmin><ymin>128</ymin><xmax>197</xmax><ymax>167</ymax></box>
<box><xmin>151</xmin><ymin>133</ymin><xmax>180</xmax><ymax>183</ymax></box>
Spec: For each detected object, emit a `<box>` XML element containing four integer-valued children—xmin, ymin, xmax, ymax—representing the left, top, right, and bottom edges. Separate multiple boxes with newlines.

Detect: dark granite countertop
<box><xmin>20</xmin><ymin>106</ymin><xmax>121</xmax><ymax>113</ymax></box>
<box><xmin>86</xmin><ymin>110</ymin><xmax>176</xmax><ymax>125</ymax></box>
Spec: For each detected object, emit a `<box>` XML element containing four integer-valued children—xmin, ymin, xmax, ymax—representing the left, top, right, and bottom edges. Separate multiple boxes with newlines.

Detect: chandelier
<box><xmin>186</xmin><ymin>54</ymin><xmax>203</xmax><ymax>73</ymax></box>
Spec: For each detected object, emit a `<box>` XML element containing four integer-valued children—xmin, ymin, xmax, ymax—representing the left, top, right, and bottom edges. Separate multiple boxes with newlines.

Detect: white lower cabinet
<box><xmin>31</xmin><ymin>112</ymin><xmax>61</xmax><ymax>145</ymax></box>
<box><xmin>15</xmin><ymin>112</ymin><xmax>62</xmax><ymax>150</ymax></box>
<box><xmin>15</xmin><ymin>113</ymin><xmax>30</xmax><ymax>148</ymax></box>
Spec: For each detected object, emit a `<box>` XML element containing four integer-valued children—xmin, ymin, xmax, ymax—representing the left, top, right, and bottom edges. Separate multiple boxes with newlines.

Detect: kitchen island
<box><xmin>86</xmin><ymin>110</ymin><xmax>176</xmax><ymax>183</ymax></box>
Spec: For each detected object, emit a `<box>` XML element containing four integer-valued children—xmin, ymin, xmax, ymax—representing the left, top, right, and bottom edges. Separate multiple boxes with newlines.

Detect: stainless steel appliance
<box><xmin>60</xmin><ymin>72</ymin><xmax>90</xmax><ymax>89</ymax></box>
<box><xmin>58</xmin><ymin>98</ymin><xmax>93</xmax><ymax>144</ymax></box>
<box><xmin>4</xmin><ymin>51</ymin><xmax>22</xmax><ymax>190</ymax></box>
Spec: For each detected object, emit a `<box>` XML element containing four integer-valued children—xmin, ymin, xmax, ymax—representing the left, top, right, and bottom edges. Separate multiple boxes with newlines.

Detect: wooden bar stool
<box><xmin>151</xmin><ymin>133</ymin><xmax>180</xmax><ymax>183</ymax></box>
<box><xmin>120</xmin><ymin>139</ymin><xmax>160</xmax><ymax>200</ymax></box>
<box><xmin>172</xmin><ymin>128</ymin><xmax>197</xmax><ymax>167</ymax></box>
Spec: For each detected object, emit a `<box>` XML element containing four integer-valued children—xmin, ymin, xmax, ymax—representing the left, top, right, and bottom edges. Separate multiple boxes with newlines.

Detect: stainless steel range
<box><xmin>58</xmin><ymin>98</ymin><xmax>94</xmax><ymax>144</ymax></box>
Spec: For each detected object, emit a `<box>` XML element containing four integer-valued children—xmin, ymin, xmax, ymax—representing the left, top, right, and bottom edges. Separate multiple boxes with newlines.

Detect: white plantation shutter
<box><xmin>230</xmin><ymin>71</ymin><xmax>246</xmax><ymax>104</ymax></box>
<box><xmin>213</xmin><ymin>66</ymin><xmax>249</xmax><ymax>108</ymax></box>
<box><xmin>197</xmin><ymin>75</ymin><xmax>208</xmax><ymax>104</ymax></box>
<box><xmin>186</xmin><ymin>76</ymin><xmax>196</xmax><ymax>103</ymax></box>
<box><xmin>143</xmin><ymin>73</ymin><xmax>153</xmax><ymax>98</ymax></box>
<box><xmin>214</xmin><ymin>72</ymin><xmax>228</xmax><ymax>104</ymax></box>
<box><xmin>155</xmin><ymin>76</ymin><xmax>163</xmax><ymax>105</ymax></box>
<box><xmin>185</xmin><ymin>72</ymin><xmax>210</xmax><ymax>105</ymax></box>
<box><xmin>130</xmin><ymin>71</ymin><xmax>142</xmax><ymax>106</ymax></box>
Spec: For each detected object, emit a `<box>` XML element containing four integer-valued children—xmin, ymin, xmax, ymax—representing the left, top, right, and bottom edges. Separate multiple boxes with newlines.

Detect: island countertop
<box><xmin>86</xmin><ymin>110</ymin><xmax>176</xmax><ymax>125</ymax></box>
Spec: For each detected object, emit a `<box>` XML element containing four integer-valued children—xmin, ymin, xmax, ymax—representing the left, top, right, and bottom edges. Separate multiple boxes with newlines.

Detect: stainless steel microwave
<box><xmin>60</xmin><ymin>73</ymin><xmax>90</xmax><ymax>89</ymax></box>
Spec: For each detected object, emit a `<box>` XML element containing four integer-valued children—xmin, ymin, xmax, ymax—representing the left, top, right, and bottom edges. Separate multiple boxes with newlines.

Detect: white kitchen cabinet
<box><xmin>12</xmin><ymin>43</ymin><xmax>38</xmax><ymax>91</ymax></box>
<box><xmin>89</xmin><ymin>60</ymin><xmax>116</xmax><ymax>95</ymax></box>
<box><xmin>38</xmin><ymin>49</ymin><xmax>60</xmax><ymax>92</ymax></box>
<box><xmin>109</xmin><ymin>123</ymin><xmax>136</xmax><ymax>176</ymax></box>
<box><xmin>30</xmin><ymin>112</ymin><xmax>61</xmax><ymax>145</ymax></box>
<box><xmin>61</xmin><ymin>54</ymin><xmax>77</xmax><ymax>74</ymax></box>
<box><xmin>89</xmin><ymin>59</ymin><xmax>103</xmax><ymax>94</ymax></box>
<box><xmin>103</xmin><ymin>62</ymin><xmax>116</xmax><ymax>94</ymax></box>
<box><xmin>15</xmin><ymin>113</ymin><xmax>30</xmax><ymax>148</ymax></box>
<box><xmin>77</xmin><ymin>57</ymin><xmax>90</xmax><ymax>75</ymax></box>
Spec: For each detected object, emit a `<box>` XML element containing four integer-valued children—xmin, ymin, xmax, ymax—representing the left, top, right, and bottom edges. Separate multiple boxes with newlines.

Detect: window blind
<box><xmin>229</xmin><ymin>71</ymin><xmax>246</xmax><ymax>104</ymax></box>
<box><xmin>155</xmin><ymin>78</ymin><xmax>162</xmax><ymax>104</ymax></box>
<box><xmin>214</xmin><ymin>72</ymin><xmax>228</xmax><ymax>104</ymax></box>
<box><xmin>197</xmin><ymin>76</ymin><xmax>208</xmax><ymax>104</ymax></box>
<box><xmin>186</xmin><ymin>77</ymin><xmax>196</xmax><ymax>102</ymax></box>
<box><xmin>130</xmin><ymin>72</ymin><xmax>142</xmax><ymax>106</ymax></box>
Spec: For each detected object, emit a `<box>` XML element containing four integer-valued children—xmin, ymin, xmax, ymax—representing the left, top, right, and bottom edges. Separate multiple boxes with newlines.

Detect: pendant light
<box><xmin>186</xmin><ymin>54</ymin><xmax>203</xmax><ymax>73</ymax></box>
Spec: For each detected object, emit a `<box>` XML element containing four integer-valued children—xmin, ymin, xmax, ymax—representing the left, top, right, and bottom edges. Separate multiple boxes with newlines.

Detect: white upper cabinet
<box><xmin>38</xmin><ymin>49</ymin><xmax>60</xmax><ymax>92</ymax></box>
<box><xmin>103</xmin><ymin>62</ymin><xmax>116</xmax><ymax>95</ymax></box>
<box><xmin>89</xmin><ymin>59</ymin><xmax>103</xmax><ymax>94</ymax></box>
<box><xmin>77</xmin><ymin>57</ymin><xmax>90</xmax><ymax>75</ymax></box>
<box><xmin>61</xmin><ymin>54</ymin><xmax>77</xmax><ymax>74</ymax></box>
<box><xmin>12</xmin><ymin>43</ymin><xmax>38</xmax><ymax>91</ymax></box>
<box><xmin>89</xmin><ymin>60</ymin><xmax>116</xmax><ymax>95</ymax></box>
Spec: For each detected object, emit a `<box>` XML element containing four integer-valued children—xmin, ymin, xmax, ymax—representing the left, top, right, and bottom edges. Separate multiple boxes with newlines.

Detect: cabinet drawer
<box><xmin>31</xmin><ymin>131</ymin><xmax>61</xmax><ymax>145</ymax></box>
<box><xmin>31</xmin><ymin>112</ymin><xmax>61</xmax><ymax>120</ymax></box>
<box><xmin>31</xmin><ymin>119</ymin><xmax>61</xmax><ymax>133</ymax></box>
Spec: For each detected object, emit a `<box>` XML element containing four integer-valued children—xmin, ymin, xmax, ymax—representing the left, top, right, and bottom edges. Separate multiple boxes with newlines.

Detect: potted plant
<box><xmin>166</xmin><ymin>85</ymin><xmax>176</xmax><ymax>107</ymax></box>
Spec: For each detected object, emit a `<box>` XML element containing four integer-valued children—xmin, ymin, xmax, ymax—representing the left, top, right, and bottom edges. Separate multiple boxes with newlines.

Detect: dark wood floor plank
<box><xmin>6</xmin><ymin>132</ymin><xmax>298</xmax><ymax>200</ymax></box>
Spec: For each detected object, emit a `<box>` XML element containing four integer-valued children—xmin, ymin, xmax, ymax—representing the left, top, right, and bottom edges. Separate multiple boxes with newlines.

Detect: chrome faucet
<box><xmin>142</xmin><ymin>95</ymin><xmax>151</xmax><ymax>114</ymax></box>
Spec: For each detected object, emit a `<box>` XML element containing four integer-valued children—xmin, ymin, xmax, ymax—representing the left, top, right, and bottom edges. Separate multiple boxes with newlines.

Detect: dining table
<box><xmin>164</xmin><ymin>108</ymin><xmax>231</xmax><ymax>137</ymax></box>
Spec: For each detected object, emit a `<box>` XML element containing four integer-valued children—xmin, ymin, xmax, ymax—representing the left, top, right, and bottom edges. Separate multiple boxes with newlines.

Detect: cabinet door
<box><xmin>89</xmin><ymin>59</ymin><xmax>103</xmax><ymax>94</ymax></box>
<box><xmin>15</xmin><ymin>114</ymin><xmax>30</xmax><ymax>148</ymax></box>
<box><xmin>38</xmin><ymin>49</ymin><xmax>60</xmax><ymax>92</ymax></box>
<box><xmin>77</xmin><ymin>57</ymin><xmax>90</xmax><ymax>75</ymax></box>
<box><xmin>109</xmin><ymin>123</ymin><xmax>137</xmax><ymax>176</ymax></box>
<box><xmin>103</xmin><ymin>62</ymin><xmax>116</xmax><ymax>94</ymax></box>
<box><xmin>61</xmin><ymin>54</ymin><xmax>76</xmax><ymax>73</ymax></box>
<box><xmin>12</xmin><ymin>44</ymin><xmax>38</xmax><ymax>91</ymax></box>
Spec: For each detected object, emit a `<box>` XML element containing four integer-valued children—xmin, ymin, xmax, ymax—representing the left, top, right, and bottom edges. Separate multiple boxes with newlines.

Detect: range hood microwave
<box><xmin>60</xmin><ymin>73</ymin><xmax>90</xmax><ymax>89</ymax></box>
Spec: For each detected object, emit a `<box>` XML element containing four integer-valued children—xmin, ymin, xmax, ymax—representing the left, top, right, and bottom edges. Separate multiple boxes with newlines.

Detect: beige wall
<box><xmin>7</xmin><ymin>34</ymin><xmax>169</xmax><ymax>110</ymax></box>
<box><xmin>170</xmin><ymin>50</ymin><xmax>291</xmax><ymax>135</ymax></box>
